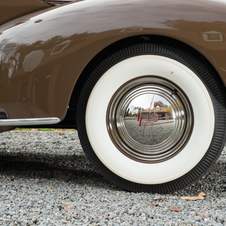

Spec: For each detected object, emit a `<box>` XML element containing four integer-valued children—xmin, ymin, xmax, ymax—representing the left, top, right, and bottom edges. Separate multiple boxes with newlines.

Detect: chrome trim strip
<box><xmin>0</xmin><ymin>117</ymin><xmax>60</xmax><ymax>126</ymax></box>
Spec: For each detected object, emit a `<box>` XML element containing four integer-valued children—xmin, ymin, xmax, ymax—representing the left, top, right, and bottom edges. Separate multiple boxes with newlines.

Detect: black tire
<box><xmin>77</xmin><ymin>43</ymin><xmax>226</xmax><ymax>193</ymax></box>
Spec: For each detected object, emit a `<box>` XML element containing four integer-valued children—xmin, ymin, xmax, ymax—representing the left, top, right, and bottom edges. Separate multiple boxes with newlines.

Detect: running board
<box><xmin>0</xmin><ymin>117</ymin><xmax>60</xmax><ymax>126</ymax></box>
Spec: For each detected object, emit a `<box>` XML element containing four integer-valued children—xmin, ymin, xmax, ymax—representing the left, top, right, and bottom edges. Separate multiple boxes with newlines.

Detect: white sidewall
<box><xmin>86</xmin><ymin>56</ymin><xmax>215</xmax><ymax>184</ymax></box>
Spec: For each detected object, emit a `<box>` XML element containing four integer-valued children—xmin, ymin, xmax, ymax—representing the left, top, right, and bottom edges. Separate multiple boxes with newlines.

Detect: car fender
<box><xmin>0</xmin><ymin>0</ymin><xmax>226</xmax><ymax>121</ymax></box>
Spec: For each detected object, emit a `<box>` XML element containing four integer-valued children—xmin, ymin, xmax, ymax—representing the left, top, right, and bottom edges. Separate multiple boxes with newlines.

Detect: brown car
<box><xmin>1</xmin><ymin>0</ymin><xmax>226</xmax><ymax>193</ymax></box>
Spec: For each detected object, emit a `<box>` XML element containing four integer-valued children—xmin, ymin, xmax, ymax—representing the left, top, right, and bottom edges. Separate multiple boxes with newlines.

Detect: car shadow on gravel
<box><xmin>0</xmin><ymin>151</ymin><xmax>225</xmax><ymax>194</ymax></box>
<box><xmin>0</xmin><ymin>152</ymin><xmax>121</xmax><ymax>191</ymax></box>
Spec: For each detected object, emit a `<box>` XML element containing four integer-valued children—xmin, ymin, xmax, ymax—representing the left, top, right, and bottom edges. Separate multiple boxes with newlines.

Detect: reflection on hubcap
<box><xmin>124</xmin><ymin>93</ymin><xmax>177</xmax><ymax>145</ymax></box>
<box><xmin>107</xmin><ymin>77</ymin><xmax>193</xmax><ymax>163</ymax></box>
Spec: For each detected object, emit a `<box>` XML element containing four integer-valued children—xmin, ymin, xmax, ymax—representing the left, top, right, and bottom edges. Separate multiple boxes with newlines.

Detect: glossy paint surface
<box><xmin>0</xmin><ymin>0</ymin><xmax>226</xmax><ymax>122</ymax></box>
<box><xmin>0</xmin><ymin>0</ymin><xmax>51</xmax><ymax>26</ymax></box>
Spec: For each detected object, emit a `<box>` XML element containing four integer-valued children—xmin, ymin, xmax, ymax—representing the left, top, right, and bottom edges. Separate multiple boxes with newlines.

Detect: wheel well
<box><xmin>67</xmin><ymin>35</ymin><xmax>224</xmax><ymax>129</ymax></box>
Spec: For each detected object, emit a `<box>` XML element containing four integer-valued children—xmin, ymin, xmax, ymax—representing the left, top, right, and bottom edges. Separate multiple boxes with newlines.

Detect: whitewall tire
<box><xmin>77</xmin><ymin>43</ymin><xmax>226</xmax><ymax>193</ymax></box>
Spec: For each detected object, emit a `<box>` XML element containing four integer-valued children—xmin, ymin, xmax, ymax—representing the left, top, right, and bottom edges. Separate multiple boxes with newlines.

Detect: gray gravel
<box><xmin>0</xmin><ymin>130</ymin><xmax>226</xmax><ymax>225</ymax></box>
<box><xmin>125</xmin><ymin>119</ymin><xmax>175</xmax><ymax>145</ymax></box>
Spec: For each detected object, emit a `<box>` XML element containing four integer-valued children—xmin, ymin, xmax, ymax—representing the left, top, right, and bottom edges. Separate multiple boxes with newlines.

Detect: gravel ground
<box><xmin>0</xmin><ymin>130</ymin><xmax>226</xmax><ymax>225</ymax></box>
<box><xmin>124</xmin><ymin>119</ymin><xmax>175</xmax><ymax>145</ymax></box>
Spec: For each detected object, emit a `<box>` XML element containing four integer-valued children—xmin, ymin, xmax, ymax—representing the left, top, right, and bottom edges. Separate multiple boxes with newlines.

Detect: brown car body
<box><xmin>0</xmin><ymin>0</ymin><xmax>226</xmax><ymax>132</ymax></box>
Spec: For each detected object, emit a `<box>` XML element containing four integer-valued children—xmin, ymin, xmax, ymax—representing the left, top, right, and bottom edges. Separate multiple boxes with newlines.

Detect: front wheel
<box><xmin>77</xmin><ymin>43</ymin><xmax>226</xmax><ymax>193</ymax></box>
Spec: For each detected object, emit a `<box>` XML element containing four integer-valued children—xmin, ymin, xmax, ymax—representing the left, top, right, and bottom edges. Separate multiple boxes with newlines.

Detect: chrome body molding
<box><xmin>0</xmin><ymin>117</ymin><xmax>60</xmax><ymax>126</ymax></box>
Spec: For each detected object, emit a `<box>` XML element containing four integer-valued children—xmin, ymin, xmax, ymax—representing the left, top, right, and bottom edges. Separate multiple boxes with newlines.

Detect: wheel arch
<box><xmin>69</xmin><ymin>34</ymin><xmax>226</xmax><ymax>129</ymax></box>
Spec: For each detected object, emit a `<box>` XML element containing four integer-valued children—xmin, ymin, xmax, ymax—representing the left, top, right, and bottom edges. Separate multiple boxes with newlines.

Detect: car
<box><xmin>0</xmin><ymin>0</ymin><xmax>226</xmax><ymax>193</ymax></box>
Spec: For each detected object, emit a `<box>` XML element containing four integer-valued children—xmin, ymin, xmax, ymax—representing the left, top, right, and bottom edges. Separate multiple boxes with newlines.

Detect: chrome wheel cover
<box><xmin>107</xmin><ymin>77</ymin><xmax>193</xmax><ymax>163</ymax></box>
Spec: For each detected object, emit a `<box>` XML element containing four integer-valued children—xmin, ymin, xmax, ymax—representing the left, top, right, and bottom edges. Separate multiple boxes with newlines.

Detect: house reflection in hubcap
<box><xmin>124</xmin><ymin>94</ymin><xmax>176</xmax><ymax>145</ymax></box>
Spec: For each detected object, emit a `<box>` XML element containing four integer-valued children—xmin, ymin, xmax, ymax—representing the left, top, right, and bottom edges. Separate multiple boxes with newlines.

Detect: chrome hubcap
<box><xmin>107</xmin><ymin>77</ymin><xmax>193</xmax><ymax>163</ymax></box>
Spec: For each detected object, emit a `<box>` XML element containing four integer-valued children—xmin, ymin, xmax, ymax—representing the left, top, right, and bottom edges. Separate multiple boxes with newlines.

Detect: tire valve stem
<box><xmin>170</xmin><ymin>89</ymin><xmax>178</xmax><ymax>97</ymax></box>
